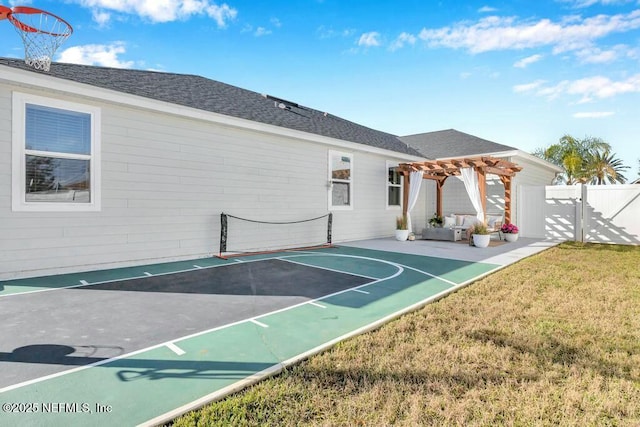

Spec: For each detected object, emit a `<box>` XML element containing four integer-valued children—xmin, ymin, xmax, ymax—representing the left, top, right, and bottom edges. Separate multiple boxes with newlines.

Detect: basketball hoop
<box><xmin>6</xmin><ymin>6</ymin><xmax>73</xmax><ymax>72</ymax></box>
<box><xmin>0</xmin><ymin>5</ymin><xmax>11</xmax><ymax>21</ymax></box>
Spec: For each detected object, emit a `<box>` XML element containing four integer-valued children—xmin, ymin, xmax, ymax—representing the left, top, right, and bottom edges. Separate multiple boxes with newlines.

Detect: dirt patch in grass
<box><xmin>171</xmin><ymin>242</ymin><xmax>640</xmax><ymax>426</ymax></box>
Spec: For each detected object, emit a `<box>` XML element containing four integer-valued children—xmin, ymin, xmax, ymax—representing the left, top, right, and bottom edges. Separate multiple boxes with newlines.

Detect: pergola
<box><xmin>396</xmin><ymin>156</ymin><xmax>523</xmax><ymax>224</ymax></box>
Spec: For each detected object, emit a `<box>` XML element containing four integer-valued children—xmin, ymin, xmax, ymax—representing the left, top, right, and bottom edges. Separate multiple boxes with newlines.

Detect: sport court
<box><xmin>0</xmin><ymin>241</ymin><xmax>553</xmax><ymax>426</ymax></box>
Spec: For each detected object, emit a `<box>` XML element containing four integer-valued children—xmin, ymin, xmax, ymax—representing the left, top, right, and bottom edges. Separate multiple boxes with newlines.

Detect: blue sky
<box><xmin>2</xmin><ymin>0</ymin><xmax>639</xmax><ymax>177</ymax></box>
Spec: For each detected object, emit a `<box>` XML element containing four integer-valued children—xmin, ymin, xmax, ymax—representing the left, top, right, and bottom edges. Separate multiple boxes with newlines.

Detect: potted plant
<box><xmin>501</xmin><ymin>223</ymin><xmax>519</xmax><ymax>242</ymax></box>
<box><xmin>428</xmin><ymin>213</ymin><xmax>443</xmax><ymax>228</ymax></box>
<box><xmin>395</xmin><ymin>214</ymin><xmax>409</xmax><ymax>241</ymax></box>
<box><xmin>471</xmin><ymin>222</ymin><xmax>491</xmax><ymax>248</ymax></box>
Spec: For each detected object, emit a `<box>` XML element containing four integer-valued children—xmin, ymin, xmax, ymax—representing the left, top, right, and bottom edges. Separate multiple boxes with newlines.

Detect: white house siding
<box><xmin>0</xmin><ymin>86</ymin><xmax>421</xmax><ymax>279</ymax></box>
<box><xmin>422</xmin><ymin>175</ymin><xmax>505</xmax><ymax>222</ymax></box>
<box><xmin>511</xmin><ymin>155</ymin><xmax>557</xmax><ymax>228</ymax></box>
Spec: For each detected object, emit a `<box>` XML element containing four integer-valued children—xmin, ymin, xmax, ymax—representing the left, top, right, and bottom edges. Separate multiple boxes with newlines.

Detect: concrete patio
<box><xmin>342</xmin><ymin>236</ymin><xmax>561</xmax><ymax>267</ymax></box>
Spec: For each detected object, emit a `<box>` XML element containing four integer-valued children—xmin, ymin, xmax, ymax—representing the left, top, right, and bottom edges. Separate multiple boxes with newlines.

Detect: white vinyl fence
<box><xmin>518</xmin><ymin>184</ymin><xmax>640</xmax><ymax>245</ymax></box>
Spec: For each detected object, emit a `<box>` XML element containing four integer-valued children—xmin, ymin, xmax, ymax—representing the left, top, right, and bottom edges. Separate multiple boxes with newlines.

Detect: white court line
<box><xmin>0</xmin><ymin>260</ymin><xmax>241</xmax><ymax>299</ymax></box>
<box><xmin>352</xmin><ymin>289</ymin><xmax>370</xmax><ymax>294</ymax></box>
<box><xmin>279</xmin><ymin>257</ymin><xmax>380</xmax><ymax>281</ymax></box>
<box><xmin>281</xmin><ymin>252</ymin><xmax>458</xmax><ymax>287</ymax></box>
<box><xmin>144</xmin><ymin>272</ymin><xmax>153</xmax><ymax>277</ymax></box>
<box><xmin>0</xmin><ymin>253</ymin><xmax>402</xmax><ymax>394</ymax></box>
<box><xmin>79</xmin><ymin>280</ymin><xmax>89</xmax><ymax>286</ymax></box>
<box><xmin>193</xmin><ymin>265</ymin><xmax>203</xmax><ymax>269</ymax></box>
<box><xmin>250</xmin><ymin>319</ymin><xmax>269</xmax><ymax>328</ymax></box>
<box><xmin>166</xmin><ymin>342</ymin><xmax>185</xmax><ymax>356</ymax></box>
<box><xmin>308</xmin><ymin>302</ymin><xmax>326</xmax><ymax>309</ymax></box>
<box><xmin>0</xmin><ymin>250</ymin><xmax>471</xmax><ymax>395</ymax></box>
<box><xmin>140</xmin><ymin>262</ymin><xmax>508</xmax><ymax>427</ymax></box>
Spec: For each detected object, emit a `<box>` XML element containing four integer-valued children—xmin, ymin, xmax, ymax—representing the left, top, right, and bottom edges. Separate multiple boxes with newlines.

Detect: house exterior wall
<box><xmin>422</xmin><ymin>176</ymin><xmax>506</xmax><ymax>222</ymax></box>
<box><xmin>0</xmin><ymin>85</ymin><xmax>423</xmax><ymax>279</ymax></box>
<box><xmin>511</xmin><ymin>154</ymin><xmax>558</xmax><ymax>227</ymax></box>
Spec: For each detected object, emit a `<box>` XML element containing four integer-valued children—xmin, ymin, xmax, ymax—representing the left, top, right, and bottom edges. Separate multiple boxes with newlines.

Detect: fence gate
<box><xmin>518</xmin><ymin>184</ymin><xmax>640</xmax><ymax>245</ymax></box>
<box><xmin>582</xmin><ymin>185</ymin><xmax>640</xmax><ymax>244</ymax></box>
<box><xmin>517</xmin><ymin>185</ymin><xmax>546</xmax><ymax>238</ymax></box>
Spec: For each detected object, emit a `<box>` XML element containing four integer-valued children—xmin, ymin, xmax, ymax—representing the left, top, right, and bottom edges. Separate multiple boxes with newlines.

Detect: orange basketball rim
<box><xmin>0</xmin><ymin>5</ymin><xmax>11</xmax><ymax>20</ymax></box>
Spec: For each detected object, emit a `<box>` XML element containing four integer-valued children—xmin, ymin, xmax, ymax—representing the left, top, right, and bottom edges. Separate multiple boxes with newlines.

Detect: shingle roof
<box><xmin>400</xmin><ymin>129</ymin><xmax>517</xmax><ymax>159</ymax></box>
<box><xmin>0</xmin><ymin>57</ymin><xmax>422</xmax><ymax>156</ymax></box>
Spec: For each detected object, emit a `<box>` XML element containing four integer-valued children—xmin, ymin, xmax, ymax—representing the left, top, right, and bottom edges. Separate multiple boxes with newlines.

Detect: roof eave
<box><xmin>1</xmin><ymin>64</ymin><xmax>423</xmax><ymax>160</ymax></box>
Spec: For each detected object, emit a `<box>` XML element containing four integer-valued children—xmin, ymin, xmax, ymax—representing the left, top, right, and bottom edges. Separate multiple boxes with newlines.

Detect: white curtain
<box><xmin>407</xmin><ymin>171</ymin><xmax>423</xmax><ymax>232</ymax></box>
<box><xmin>461</xmin><ymin>167</ymin><xmax>484</xmax><ymax>223</ymax></box>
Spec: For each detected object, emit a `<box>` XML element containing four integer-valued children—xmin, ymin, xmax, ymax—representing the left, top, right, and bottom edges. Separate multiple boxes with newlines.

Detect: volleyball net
<box><xmin>218</xmin><ymin>212</ymin><xmax>333</xmax><ymax>258</ymax></box>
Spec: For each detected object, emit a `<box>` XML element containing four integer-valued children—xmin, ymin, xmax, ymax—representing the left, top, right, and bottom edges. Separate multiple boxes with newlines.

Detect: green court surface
<box><xmin>0</xmin><ymin>246</ymin><xmax>500</xmax><ymax>426</ymax></box>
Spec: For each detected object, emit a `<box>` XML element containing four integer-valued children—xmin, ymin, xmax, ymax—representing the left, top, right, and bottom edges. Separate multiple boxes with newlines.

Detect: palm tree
<box><xmin>540</xmin><ymin>135</ymin><xmax>582</xmax><ymax>184</ymax></box>
<box><xmin>584</xmin><ymin>150</ymin><xmax>629</xmax><ymax>185</ymax></box>
<box><xmin>535</xmin><ymin>135</ymin><xmax>612</xmax><ymax>184</ymax></box>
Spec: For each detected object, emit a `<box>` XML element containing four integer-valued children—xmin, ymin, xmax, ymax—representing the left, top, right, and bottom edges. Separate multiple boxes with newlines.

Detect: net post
<box><xmin>327</xmin><ymin>213</ymin><xmax>333</xmax><ymax>245</ymax></box>
<box><xmin>219</xmin><ymin>213</ymin><xmax>228</xmax><ymax>256</ymax></box>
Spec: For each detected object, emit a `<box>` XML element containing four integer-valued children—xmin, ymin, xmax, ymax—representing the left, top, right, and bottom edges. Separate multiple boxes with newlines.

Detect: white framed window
<box><xmin>387</xmin><ymin>161</ymin><xmax>403</xmax><ymax>209</ymax></box>
<box><xmin>328</xmin><ymin>150</ymin><xmax>353</xmax><ymax>210</ymax></box>
<box><xmin>12</xmin><ymin>92</ymin><xmax>101</xmax><ymax>212</ymax></box>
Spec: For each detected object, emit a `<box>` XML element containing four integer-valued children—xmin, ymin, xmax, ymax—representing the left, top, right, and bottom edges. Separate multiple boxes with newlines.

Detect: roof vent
<box><xmin>265</xmin><ymin>94</ymin><xmax>299</xmax><ymax>109</ymax></box>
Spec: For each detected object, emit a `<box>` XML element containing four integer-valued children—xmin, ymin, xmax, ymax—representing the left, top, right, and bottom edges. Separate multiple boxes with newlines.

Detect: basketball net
<box><xmin>6</xmin><ymin>7</ymin><xmax>73</xmax><ymax>72</ymax></box>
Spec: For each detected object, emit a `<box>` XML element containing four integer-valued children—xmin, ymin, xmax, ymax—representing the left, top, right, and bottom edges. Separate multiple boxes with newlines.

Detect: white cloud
<box><xmin>270</xmin><ymin>17</ymin><xmax>281</xmax><ymax>27</ymax></box>
<box><xmin>206</xmin><ymin>3</ymin><xmax>237</xmax><ymax>27</ymax></box>
<box><xmin>389</xmin><ymin>32</ymin><xmax>417</xmax><ymax>51</ymax></box>
<box><xmin>515</xmin><ymin>74</ymin><xmax>640</xmax><ymax>102</ymax></box>
<box><xmin>358</xmin><ymin>32</ymin><xmax>381</xmax><ymax>47</ymax></box>
<box><xmin>573</xmin><ymin>111</ymin><xmax>615</xmax><ymax>118</ymax></box>
<box><xmin>73</xmin><ymin>1</ymin><xmax>237</xmax><ymax>26</ymax></box>
<box><xmin>254</xmin><ymin>27</ymin><xmax>271</xmax><ymax>37</ymax></box>
<box><xmin>514</xmin><ymin>54</ymin><xmax>543</xmax><ymax>68</ymax></box>
<box><xmin>57</xmin><ymin>42</ymin><xmax>135</xmax><ymax>68</ymax></box>
<box><xmin>513</xmin><ymin>79</ymin><xmax>547</xmax><ymax>93</ymax></box>
<box><xmin>418</xmin><ymin>10</ymin><xmax>640</xmax><ymax>54</ymax></box>
<box><xmin>561</xmin><ymin>0</ymin><xmax>635</xmax><ymax>8</ymax></box>
<box><xmin>576</xmin><ymin>47</ymin><xmax>618</xmax><ymax>63</ymax></box>
<box><xmin>478</xmin><ymin>6</ymin><xmax>498</xmax><ymax>13</ymax></box>
<box><xmin>92</xmin><ymin>10</ymin><xmax>111</xmax><ymax>27</ymax></box>
<box><xmin>317</xmin><ymin>26</ymin><xmax>355</xmax><ymax>39</ymax></box>
<box><xmin>574</xmin><ymin>44</ymin><xmax>634</xmax><ymax>63</ymax></box>
<box><xmin>567</xmin><ymin>75</ymin><xmax>640</xmax><ymax>102</ymax></box>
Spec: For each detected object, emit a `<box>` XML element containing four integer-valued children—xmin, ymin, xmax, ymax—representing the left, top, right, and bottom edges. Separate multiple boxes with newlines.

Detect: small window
<box><xmin>387</xmin><ymin>162</ymin><xmax>402</xmax><ymax>208</ymax></box>
<box><xmin>12</xmin><ymin>93</ymin><xmax>101</xmax><ymax>211</ymax></box>
<box><xmin>329</xmin><ymin>151</ymin><xmax>353</xmax><ymax>210</ymax></box>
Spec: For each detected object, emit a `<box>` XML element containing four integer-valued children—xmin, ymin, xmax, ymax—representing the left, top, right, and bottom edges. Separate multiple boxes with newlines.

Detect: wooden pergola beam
<box><xmin>500</xmin><ymin>175</ymin><xmax>513</xmax><ymax>224</ymax></box>
<box><xmin>397</xmin><ymin>156</ymin><xmax>523</xmax><ymax>225</ymax></box>
<box><xmin>402</xmin><ymin>172</ymin><xmax>409</xmax><ymax>217</ymax></box>
<box><xmin>478</xmin><ymin>167</ymin><xmax>487</xmax><ymax>218</ymax></box>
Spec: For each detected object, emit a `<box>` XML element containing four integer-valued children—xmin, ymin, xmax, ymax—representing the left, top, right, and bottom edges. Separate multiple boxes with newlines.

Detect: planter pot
<box><xmin>472</xmin><ymin>234</ymin><xmax>491</xmax><ymax>248</ymax></box>
<box><xmin>504</xmin><ymin>233</ymin><xmax>519</xmax><ymax>242</ymax></box>
<box><xmin>395</xmin><ymin>229</ymin><xmax>409</xmax><ymax>241</ymax></box>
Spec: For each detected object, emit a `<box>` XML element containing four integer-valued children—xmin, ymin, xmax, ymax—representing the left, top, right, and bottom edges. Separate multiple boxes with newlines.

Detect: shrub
<box><xmin>471</xmin><ymin>222</ymin><xmax>490</xmax><ymax>235</ymax></box>
<box><xmin>500</xmin><ymin>223</ymin><xmax>519</xmax><ymax>234</ymax></box>
<box><xmin>428</xmin><ymin>213</ymin><xmax>443</xmax><ymax>227</ymax></box>
<box><xmin>396</xmin><ymin>214</ymin><xmax>408</xmax><ymax>230</ymax></box>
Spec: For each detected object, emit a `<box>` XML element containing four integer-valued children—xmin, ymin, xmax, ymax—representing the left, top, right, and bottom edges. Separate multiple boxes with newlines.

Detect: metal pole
<box><xmin>219</xmin><ymin>213</ymin><xmax>227</xmax><ymax>255</ymax></box>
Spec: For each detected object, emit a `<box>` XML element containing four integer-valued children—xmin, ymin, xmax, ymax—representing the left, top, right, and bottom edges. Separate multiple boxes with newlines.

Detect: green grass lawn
<box><xmin>171</xmin><ymin>243</ymin><xmax>640</xmax><ymax>426</ymax></box>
